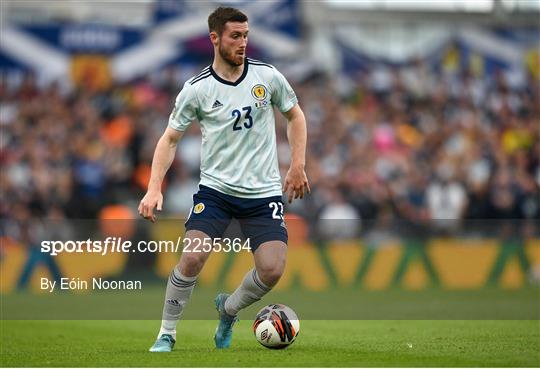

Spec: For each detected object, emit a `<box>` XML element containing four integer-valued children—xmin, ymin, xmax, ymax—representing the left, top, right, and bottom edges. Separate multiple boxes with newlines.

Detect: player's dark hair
<box><xmin>208</xmin><ymin>7</ymin><xmax>248</xmax><ymax>36</ymax></box>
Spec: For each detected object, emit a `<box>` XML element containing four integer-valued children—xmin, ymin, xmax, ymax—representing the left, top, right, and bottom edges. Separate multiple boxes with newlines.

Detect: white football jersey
<box><xmin>168</xmin><ymin>58</ymin><xmax>298</xmax><ymax>198</ymax></box>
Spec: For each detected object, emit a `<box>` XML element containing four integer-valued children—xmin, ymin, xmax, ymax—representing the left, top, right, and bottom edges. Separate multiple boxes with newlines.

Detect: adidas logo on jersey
<box><xmin>211</xmin><ymin>100</ymin><xmax>223</xmax><ymax>109</ymax></box>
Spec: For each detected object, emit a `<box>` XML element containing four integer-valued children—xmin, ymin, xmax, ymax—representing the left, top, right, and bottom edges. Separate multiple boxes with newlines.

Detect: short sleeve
<box><xmin>168</xmin><ymin>82</ymin><xmax>198</xmax><ymax>131</ymax></box>
<box><xmin>271</xmin><ymin>69</ymin><xmax>298</xmax><ymax>113</ymax></box>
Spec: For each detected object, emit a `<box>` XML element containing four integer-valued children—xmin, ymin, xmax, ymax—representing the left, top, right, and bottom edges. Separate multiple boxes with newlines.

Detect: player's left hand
<box><xmin>283</xmin><ymin>165</ymin><xmax>310</xmax><ymax>203</ymax></box>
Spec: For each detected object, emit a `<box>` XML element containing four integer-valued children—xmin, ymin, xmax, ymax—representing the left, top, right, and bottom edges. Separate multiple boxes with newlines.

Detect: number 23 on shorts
<box><xmin>269</xmin><ymin>201</ymin><xmax>284</xmax><ymax>220</ymax></box>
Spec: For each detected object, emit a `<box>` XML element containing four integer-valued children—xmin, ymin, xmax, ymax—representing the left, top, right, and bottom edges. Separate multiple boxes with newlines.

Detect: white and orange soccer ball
<box><xmin>253</xmin><ymin>304</ymin><xmax>300</xmax><ymax>349</ymax></box>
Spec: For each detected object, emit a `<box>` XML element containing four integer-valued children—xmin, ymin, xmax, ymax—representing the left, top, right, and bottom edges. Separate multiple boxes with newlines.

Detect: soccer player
<box><xmin>139</xmin><ymin>7</ymin><xmax>309</xmax><ymax>352</ymax></box>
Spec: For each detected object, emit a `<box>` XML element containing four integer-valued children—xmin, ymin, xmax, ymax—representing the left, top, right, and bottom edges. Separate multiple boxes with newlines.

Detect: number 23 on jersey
<box><xmin>232</xmin><ymin>106</ymin><xmax>253</xmax><ymax>131</ymax></box>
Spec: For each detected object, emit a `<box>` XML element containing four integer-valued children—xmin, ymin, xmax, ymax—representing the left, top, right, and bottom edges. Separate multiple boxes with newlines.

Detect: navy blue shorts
<box><xmin>185</xmin><ymin>185</ymin><xmax>288</xmax><ymax>252</ymax></box>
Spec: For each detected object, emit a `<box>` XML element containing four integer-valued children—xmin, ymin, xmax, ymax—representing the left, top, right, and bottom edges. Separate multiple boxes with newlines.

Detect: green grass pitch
<box><xmin>1</xmin><ymin>319</ymin><xmax>539</xmax><ymax>367</ymax></box>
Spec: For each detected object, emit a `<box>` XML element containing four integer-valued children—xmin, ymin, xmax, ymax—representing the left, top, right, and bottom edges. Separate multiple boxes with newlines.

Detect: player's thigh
<box><xmin>180</xmin><ymin>188</ymin><xmax>233</xmax><ymax>275</ymax></box>
<box><xmin>179</xmin><ymin>229</ymin><xmax>214</xmax><ymax>266</ymax></box>
<box><xmin>238</xmin><ymin>196</ymin><xmax>288</xmax><ymax>253</ymax></box>
<box><xmin>253</xmin><ymin>240</ymin><xmax>287</xmax><ymax>277</ymax></box>
<box><xmin>185</xmin><ymin>186</ymin><xmax>232</xmax><ymax>243</ymax></box>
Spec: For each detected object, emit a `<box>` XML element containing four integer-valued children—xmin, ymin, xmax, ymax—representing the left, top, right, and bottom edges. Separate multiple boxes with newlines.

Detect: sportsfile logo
<box><xmin>40</xmin><ymin>237</ymin><xmax>252</xmax><ymax>255</ymax></box>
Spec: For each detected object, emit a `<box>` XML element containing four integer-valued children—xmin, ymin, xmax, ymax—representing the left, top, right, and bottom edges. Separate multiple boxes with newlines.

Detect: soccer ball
<box><xmin>253</xmin><ymin>304</ymin><xmax>300</xmax><ymax>349</ymax></box>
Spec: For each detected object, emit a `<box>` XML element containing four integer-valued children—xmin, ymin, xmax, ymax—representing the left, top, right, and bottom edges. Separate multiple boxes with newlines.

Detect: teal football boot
<box><xmin>214</xmin><ymin>293</ymin><xmax>238</xmax><ymax>349</ymax></box>
<box><xmin>149</xmin><ymin>334</ymin><xmax>175</xmax><ymax>352</ymax></box>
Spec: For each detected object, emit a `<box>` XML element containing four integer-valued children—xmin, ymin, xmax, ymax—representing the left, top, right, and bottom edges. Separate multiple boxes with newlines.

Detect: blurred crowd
<box><xmin>1</xmin><ymin>58</ymin><xmax>539</xmax><ymax>237</ymax></box>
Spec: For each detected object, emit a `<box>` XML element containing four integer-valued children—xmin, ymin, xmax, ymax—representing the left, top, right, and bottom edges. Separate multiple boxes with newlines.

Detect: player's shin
<box><xmin>158</xmin><ymin>267</ymin><xmax>197</xmax><ymax>339</ymax></box>
<box><xmin>224</xmin><ymin>268</ymin><xmax>271</xmax><ymax>316</ymax></box>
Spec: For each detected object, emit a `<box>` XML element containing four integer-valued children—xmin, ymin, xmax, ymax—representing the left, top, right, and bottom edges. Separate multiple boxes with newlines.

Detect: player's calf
<box><xmin>224</xmin><ymin>268</ymin><xmax>272</xmax><ymax>317</ymax></box>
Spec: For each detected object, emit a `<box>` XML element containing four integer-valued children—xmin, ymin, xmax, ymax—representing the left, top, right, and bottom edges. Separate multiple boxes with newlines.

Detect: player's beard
<box><xmin>219</xmin><ymin>43</ymin><xmax>244</xmax><ymax>67</ymax></box>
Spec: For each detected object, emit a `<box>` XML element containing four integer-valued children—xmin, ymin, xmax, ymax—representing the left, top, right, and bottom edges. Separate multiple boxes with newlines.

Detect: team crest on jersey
<box><xmin>251</xmin><ymin>84</ymin><xmax>267</xmax><ymax>101</ymax></box>
<box><xmin>193</xmin><ymin>203</ymin><xmax>205</xmax><ymax>214</ymax></box>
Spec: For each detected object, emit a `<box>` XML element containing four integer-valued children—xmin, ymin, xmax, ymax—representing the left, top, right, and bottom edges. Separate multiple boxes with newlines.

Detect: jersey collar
<box><xmin>209</xmin><ymin>58</ymin><xmax>249</xmax><ymax>86</ymax></box>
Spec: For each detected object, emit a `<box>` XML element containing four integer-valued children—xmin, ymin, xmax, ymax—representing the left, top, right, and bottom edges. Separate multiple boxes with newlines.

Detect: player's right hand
<box><xmin>138</xmin><ymin>190</ymin><xmax>163</xmax><ymax>223</ymax></box>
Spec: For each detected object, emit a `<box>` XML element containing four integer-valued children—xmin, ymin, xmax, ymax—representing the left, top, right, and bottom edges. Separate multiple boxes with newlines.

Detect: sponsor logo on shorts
<box><xmin>193</xmin><ymin>203</ymin><xmax>205</xmax><ymax>214</ymax></box>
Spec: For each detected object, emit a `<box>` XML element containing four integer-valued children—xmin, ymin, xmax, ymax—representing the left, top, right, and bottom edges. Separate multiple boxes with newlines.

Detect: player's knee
<box><xmin>257</xmin><ymin>264</ymin><xmax>284</xmax><ymax>287</ymax></box>
<box><xmin>179</xmin><ymin>253</ymin><xmax>205</xmax><ymax>276</ymax></box>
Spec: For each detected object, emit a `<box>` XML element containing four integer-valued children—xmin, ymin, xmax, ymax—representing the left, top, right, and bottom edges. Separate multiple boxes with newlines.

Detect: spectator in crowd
<box><xmin>1</xmin><ymin>57</ymin><xmax>538</xmax><ymax>239</ymax></box>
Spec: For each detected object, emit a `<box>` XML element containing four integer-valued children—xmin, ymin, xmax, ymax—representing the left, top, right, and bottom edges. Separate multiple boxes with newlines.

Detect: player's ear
<box><xmin>209</xmin><ymin>31</ymin><xmax>219</xmax><ymax>46</ymax></box>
